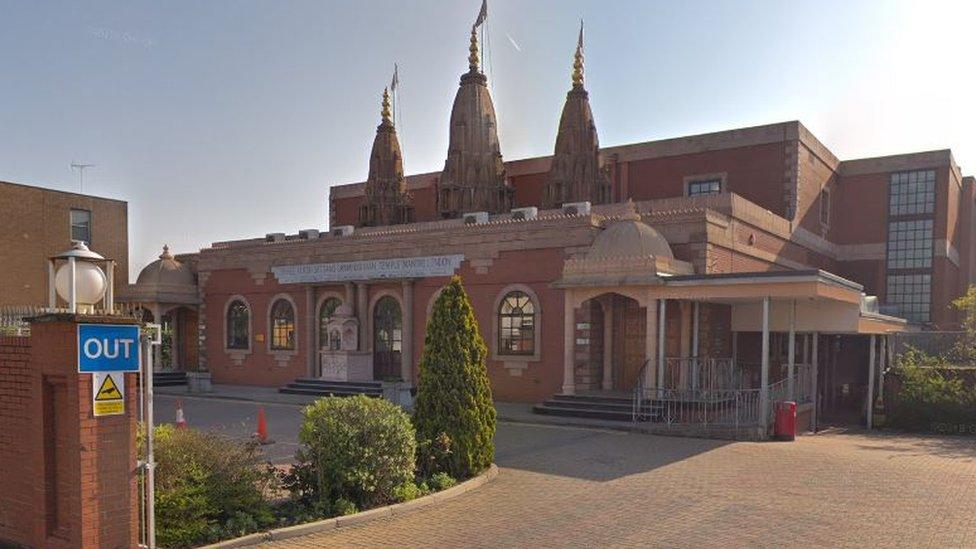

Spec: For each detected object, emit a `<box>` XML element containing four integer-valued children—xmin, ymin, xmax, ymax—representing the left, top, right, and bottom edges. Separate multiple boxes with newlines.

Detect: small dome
<box><xmin>136</xmin><ymin>245</ymin><xmax>195</xmax><ymax>287</ymax></box>
<box><xmin>586</xmin><ymin>217</ymin><xmax>673</xmax><ymax>260</ymax></box>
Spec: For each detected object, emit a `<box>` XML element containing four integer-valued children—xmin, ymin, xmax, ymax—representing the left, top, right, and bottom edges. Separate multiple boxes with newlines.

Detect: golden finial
<box><xmin>381</xmin><ymin>87</ymin><xmax>391</xmax><ymax>123</ymax></box>
<box><xmin>572</xmin><ymin>20</ymin><xmax>584</xmax><ymax>87</ymax></box>
<box><xmin>468</xmin><ymin>27</ymin><xmax>479</xmax><ymax>72</ymax></box>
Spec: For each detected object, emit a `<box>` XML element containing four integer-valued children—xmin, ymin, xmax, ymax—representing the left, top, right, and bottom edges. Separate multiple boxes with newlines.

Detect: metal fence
<box><xmin>0</xmin><ymin>304</ymin><xmax>143</xmax><ymax>336</ymax></box>
<box><xmin>890</xmin><ymin>331</ymin><xmax>965</xmax><ymax>358</ymax></box>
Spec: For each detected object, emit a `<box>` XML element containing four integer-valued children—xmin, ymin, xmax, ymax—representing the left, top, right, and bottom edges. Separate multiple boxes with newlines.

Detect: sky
<box><xmin>1</xmin><ymin>0</ymin><xmax>974</xmax><ymax>280</ymax></box>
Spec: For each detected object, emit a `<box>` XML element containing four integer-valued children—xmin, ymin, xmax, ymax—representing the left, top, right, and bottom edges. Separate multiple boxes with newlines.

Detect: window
<box><xmin>270</xmin><ymin>299</ymin><xmax>296</xmax><ymax>350</ymax></box>
<box><xmin>70</xmin><ymin>209</ymin><xmax>91</xmax><ymax>244</ymax></box>
<box><xmin>886</xmin><ymin>274</ymin><xmax>931</xmax><ymax>323</ymax></box>
<box><xmin>498</xmin><ymin>291</ymin><xmax>535</xmax><ymax>355</ymax></box>
<box><xmin>887</xmin><ymin>219</ymin><xmax>933</xmax><ymax>269</ymax></box>
<box><xmin>226</xmin><ymin>300</ymin><xmax>250</xmax><ymax>349</ymax></box>
<box><xmin>820</xmin><ymin>189</ymin><xmax>831</xmax><ymax>226</ymax></box>
<box><xmin>889</xmin><ymin>170</ymin><xmax>935</xmax><ymax>216</ymax></box>
<box><xmin>318</xmin><ymin>297</ymin><xmax>342</xmax><ymax>349</ymax></box>
<box><xmin>687</xmin><ymin>179</ymin><xmax>722</xmax><ymax>197</ymax></box>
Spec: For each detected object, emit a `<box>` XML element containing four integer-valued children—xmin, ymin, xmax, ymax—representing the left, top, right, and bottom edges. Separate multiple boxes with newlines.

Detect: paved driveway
<box><xmin>261</xmin><ymin>424</ymin><xmax>976</xmax><ymax>548</ymax></box>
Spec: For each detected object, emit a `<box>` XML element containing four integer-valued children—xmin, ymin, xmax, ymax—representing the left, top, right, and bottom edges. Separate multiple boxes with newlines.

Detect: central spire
<box><xmin>359</xmin><ymin>87</ymin><xmax>413</xmax><ymax>227</ymax></box>
<box><xmin>437</xmin><ymin>2</ymin><xmax>513</xmax><ymax>218</ymax></box>
<box><xmin>543</xmin><ymin>21</ymin><xmax>612</xmax><ymax>209</ymax></box>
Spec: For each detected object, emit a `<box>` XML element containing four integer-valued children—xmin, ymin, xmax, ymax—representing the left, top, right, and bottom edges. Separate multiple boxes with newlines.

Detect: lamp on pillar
<box><xmin>49</xmin><ymin>240</ymin><xmax>115</xmax><ymax>314</ymax></box>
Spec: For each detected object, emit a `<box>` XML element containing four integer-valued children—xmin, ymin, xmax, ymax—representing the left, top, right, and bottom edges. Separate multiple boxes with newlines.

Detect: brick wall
<box><xmin>0</xmin><ymin>317</ymin><xmax>139</xmax><ymax>548</ymax></box>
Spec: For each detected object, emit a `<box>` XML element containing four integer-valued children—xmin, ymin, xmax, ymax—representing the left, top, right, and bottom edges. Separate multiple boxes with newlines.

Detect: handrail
<box><xmin>632</xmin><ymin>358</ymin><xmax>653</xmax><ymax>422</ymax></box>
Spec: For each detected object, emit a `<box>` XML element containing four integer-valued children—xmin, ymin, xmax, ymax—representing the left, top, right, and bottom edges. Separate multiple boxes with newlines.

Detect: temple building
<box><xmin>124</xmin><ymin>16</ymin><xmax>976</xmax><ymax>436</ymax></box>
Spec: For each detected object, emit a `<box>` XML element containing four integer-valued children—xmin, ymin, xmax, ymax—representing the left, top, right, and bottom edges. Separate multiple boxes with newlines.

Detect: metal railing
<box><xmin>662</xmin><ymin>357</ymin><xmax>742</xmax><ymax>391</ymax></box>
<box><xmin>634</xmin><ymin>358</ymin><xmax>813</xmax><ymax>434</ymax></box>
<box><xmin>0</xmin><ymin>304</ymin><xmax>143</xmax><ymax>337</ymax></box>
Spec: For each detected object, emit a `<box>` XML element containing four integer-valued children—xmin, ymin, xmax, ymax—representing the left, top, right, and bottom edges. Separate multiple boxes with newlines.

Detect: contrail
<box><xmin>505</xmin><ymin>31</ymin><xmax>522</xmax><ymax>52</ymax></box>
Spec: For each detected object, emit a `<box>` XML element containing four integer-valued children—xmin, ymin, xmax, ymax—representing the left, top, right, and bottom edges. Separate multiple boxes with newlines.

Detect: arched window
<box><xmin>318</xmin><ymin>297</ymin><xmax>342</xmax><ymax>349</ymax></box>
<box><xmin>499</xmin><ymin>291</ymin><xmax>535</xmax><ymax>355</ymax></box>
<box><xmin>270</xmin><ymin>299</ymin><xmax>296</xmax><ymax>350</ymax></box>
<box><xmin>226</xmin><ymin>300</ymin><xmax>250</xmax><ymax>350</ymax></box>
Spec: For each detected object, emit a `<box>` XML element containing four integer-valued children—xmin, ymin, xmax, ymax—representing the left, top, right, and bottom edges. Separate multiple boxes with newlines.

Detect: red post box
<box><xmin>774</xmin><ymin>401</ymin><xmax>797</xmax><ymax>441</ymax></box>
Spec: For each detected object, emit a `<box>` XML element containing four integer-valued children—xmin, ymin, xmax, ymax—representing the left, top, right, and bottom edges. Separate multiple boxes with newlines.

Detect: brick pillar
<box><xmin>0</xmin><ymin>314</ymin><xmax>140</xmax><ymax>548</ymax></box>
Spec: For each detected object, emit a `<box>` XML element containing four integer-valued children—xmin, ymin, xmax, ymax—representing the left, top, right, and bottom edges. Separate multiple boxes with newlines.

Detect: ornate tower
<box><xmin>437</xmin><ymin>27</ymin><xmax>514</xmax><ymax>218</ymax></box>
<box><xmin>543</xmin><ymin>24</ymin><xmax>612</xmax><ymax>209</ymax></box>
<box><xmin>359</xmin><ymin>88</ymin><xmax>414</xmax><ymax>227</ymax></box>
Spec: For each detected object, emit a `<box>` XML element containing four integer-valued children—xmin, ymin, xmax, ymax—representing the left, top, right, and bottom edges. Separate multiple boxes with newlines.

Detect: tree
<box><xmin>951</xmin><ymin>284</ymin><xmax>976</xmax><ymax>364</ymax></box>
<box><xmin>413</xmin><ymin>275</ymin><xmax>496</xmax><ymax>478</ymax></box>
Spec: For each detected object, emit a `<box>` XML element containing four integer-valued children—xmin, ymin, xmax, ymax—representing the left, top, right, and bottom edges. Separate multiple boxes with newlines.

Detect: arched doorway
<box><xmin>577</xmin><ymin>293</ymin><xmax>646</xmax><ymax>392</ymax></box>
<box><xmin>373</xmin><ymin>296</ymin><xmax>402</xmax><ymax>380</ymax></box>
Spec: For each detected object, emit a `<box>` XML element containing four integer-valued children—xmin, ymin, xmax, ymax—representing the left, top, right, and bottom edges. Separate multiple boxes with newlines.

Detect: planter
<box><xmin>186</xmin><ymin>371</ymin><xmax>213</xmax><ymax>393</ymax></box>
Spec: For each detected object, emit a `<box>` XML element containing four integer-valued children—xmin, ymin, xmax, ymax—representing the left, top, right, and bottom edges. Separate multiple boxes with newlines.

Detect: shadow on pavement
<box><xmin>494</xmin><ymin>422</ymin><xmax>731</xmax><ymax>482</ymax></box>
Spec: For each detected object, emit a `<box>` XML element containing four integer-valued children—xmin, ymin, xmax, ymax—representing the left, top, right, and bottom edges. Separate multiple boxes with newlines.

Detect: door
<box><xmin>373</xmin><ymin>296</ymin><xmax>403</xmax><ymax>380</ymax></box>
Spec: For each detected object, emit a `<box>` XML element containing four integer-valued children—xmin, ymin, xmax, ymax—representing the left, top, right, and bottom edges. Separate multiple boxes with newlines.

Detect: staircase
<box><xmin>153</xmin><ymin>371</ymin><xmax>187</xmax><ymax>387</ymax></box>
<box><xmin>533</xmin><ymin>393</ymin><xmax>662</xmax><ymax>423</ymax></box>
<box><xmin>278</xmin><ymin>378</ymin><xmax>383</xmax><ymax>398</ymax></box>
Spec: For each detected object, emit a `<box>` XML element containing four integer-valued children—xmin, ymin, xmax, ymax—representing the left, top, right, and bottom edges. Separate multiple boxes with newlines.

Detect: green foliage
<box><xmin>393</xmin><ymin>481</ymin><xmax>423</xmax><ymax>502</ymax></box>
<box><xmin>152</xmin><ymin>424</ymin><xmax>274</xmax><ymax>548</ymax></box>
<box><xmin>294</xmin><ymin>395</ymin><xmax>416</xmax><ymax>510</ymax></box>
<box><xmin>888</xmin><ymin>347</ymin><xmax>976</xmax><ymax>432</ymax></box>
<box><xmin>427</xmin><ymin>472</ymin><xmax>457</xmax><ymax>491</ymax></box>
<box><xmin>951</xmin><ymin>285</ymin><xmax>976</xmax><ymax>364</ymax></box>
<box><xmin>413</xmin><ymin>276</ymin><xmax>496</xmax><ymax>479</ymax></box>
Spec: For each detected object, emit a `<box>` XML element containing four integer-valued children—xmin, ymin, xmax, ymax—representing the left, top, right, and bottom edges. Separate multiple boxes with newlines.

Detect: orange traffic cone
<box><xmin>175</xmin><ymin>399</ymin><xmax>187</xmax><ymax>429</ymax></box>
<box><xmin>253</xmin><ymin>407</ymin><xmax>274</xmax><ymax>445</ymax></box>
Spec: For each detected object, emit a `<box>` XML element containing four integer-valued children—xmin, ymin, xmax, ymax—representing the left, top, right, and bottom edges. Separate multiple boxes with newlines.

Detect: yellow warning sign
<box><xmin>92</xmin><ymin>372</ymin><xmax>125</xmax><ymax>417</ymax></box>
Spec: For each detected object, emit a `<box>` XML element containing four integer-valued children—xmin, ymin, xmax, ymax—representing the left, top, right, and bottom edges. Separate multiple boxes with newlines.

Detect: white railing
<box><xmin>662</xmin><ymin>357</ymin><xmax>742</xmax><ymax>391</ymax></box>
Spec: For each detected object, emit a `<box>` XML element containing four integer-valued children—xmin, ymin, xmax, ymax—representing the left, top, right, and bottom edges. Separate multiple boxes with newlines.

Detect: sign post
<box><xmin>142</xmin><ymin>323</ymin><xmax>160</xmax><ymax>549</ymax></box>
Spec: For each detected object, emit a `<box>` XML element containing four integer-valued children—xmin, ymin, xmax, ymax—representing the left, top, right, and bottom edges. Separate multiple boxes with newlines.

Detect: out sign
<box><xmin>78</xmin><ymin>324</ymin><xmax>141</xmax><ymax>373</ymax></box>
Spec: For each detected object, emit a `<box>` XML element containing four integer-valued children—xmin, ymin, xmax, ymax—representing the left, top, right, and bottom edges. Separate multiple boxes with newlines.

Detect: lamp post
<box><xmin>48</xmin><ymin>240</ymin><xmax>116</xmax><ymax>314</ymax></box>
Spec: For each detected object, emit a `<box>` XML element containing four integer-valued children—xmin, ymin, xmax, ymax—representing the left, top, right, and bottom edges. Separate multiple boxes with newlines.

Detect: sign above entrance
<box><xmin>272</xmin><ymin>254</ymin><xmax>465</xmax><ymax>284</ymax></box>
<box><xmin>78</xmin><ymin>324</ymin><xmax>141</xmax><ymax>373</ymax></box>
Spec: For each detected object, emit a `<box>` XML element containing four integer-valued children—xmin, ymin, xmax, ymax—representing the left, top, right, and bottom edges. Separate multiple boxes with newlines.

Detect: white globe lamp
<box><xmin>49</xmin><ymin>241</ymin><xmax>113</xmax><ymax>314</ymax></box>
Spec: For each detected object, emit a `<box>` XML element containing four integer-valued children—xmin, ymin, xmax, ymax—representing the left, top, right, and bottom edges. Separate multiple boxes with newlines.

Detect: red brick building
<box><xmin>125</xmin><ymin>25</ymin><xmax>973</xmax><ymax>431</ymax></box>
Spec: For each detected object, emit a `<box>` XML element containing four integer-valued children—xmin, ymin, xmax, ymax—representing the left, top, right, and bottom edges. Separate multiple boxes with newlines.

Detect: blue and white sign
<box><xmin>78</xmin><ymin>324</ymin><xmax>141</xmax><ymax>373</ymax></box>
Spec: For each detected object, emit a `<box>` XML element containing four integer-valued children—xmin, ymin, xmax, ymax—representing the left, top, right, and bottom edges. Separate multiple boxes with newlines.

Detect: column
<box><xmin>878</xmin><ymin>334</ymin><xmax>887</xmax><ymax>402</ymax></box>
<box><xmin>356</xmin><ymin>282</ymin><xmax>369</xmax><ymax>351</ymax></box>
<box><xmin>601</xmin><ymin>299</ymin><xmax>613</xmax><ymax>390</ymax></box>
<box><xmin>306</xmin><ymin>285</ymin><xmax>316</xmax><ymax>377</ymax></box>
<box><xmin>692</xmin><ymin>301</ymin><xmax>700</xmax><ymax>390</ymax></box>
<box><xmin>562</xmin><ymin>293</ymin><xmax>575</xmax><ymax>395</ymax></box>
<box><xmin>867</xmin><ymin>334</ymin><xmax>876</xmax><ymax>429</ymax></box>
<box><xmin>760</xmin><ymin>297</ymin><xmax>771</xmax><ymax>429</ymax></box>
<box><xmin>788</xmin><ymin>299</ymin><xmax>796</xmax><ymax>400</ymax></box>
<box><xmin>656</xmin><ymin>299</ymin><xmax>666</xmax><ymax>389</ymax></box>
<box><xmin>401</xmin><ymin>280</ymin><xmax>414</xmax><ymax>384</ymax></box>
<box><xmin>811</xmin><ymin>332</ymin><xmax>819</xmax><ymax>432</ymax></box>
<box><xmin>645</xmin><ymin>298</ymin><xmax>659</xmax><ymax>389</ymax></box>
<box><xmin>679</xmin><ymin>301</ymin><xmax>691</xmax><ymax>388</ymax></box>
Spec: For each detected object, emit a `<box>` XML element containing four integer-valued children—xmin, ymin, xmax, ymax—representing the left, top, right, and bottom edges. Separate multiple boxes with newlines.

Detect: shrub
<box><xmin>295</xmin><ymin>395</ymin><xmax>416</xmax><ymax>510</ymax></box>
<box><xmin>888</xmin><ymin>347</ymin><xmax>976</xmax><ymax>432</ymax></box>
<box><xmin>393</xmin><ymin>481</ymin><xmax>422</xmax><ymax>502</ymax></box>
<box><xmin>428</xmin><ymin>472</ymin><xmax>457</xmax><ymax>491</ymax></box>
<box><xmin>152</xmin><ymin>424</ymin><xmax>274</xmax><ymax>548</ymax></box>
<box><xmin>413</xmin><ymin>276</ymin><xmax>496</xmax><ymax>479</ymax></box>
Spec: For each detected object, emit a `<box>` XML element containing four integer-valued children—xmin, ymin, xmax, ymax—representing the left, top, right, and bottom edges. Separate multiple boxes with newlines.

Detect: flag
<box><xmin>391</xmin><ymin>63</ymin><xmax>399</xmax><ymax>92</ymax></box>
<box><xmin>473</xmin><ymin>0</ymin><xmax>487</xmax><ymax>28</ymax></box>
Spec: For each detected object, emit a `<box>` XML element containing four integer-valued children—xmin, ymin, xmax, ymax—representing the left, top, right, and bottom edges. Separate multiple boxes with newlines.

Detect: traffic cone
<box><xmin>252</xmin><ymin>407</ymin><xmax>274</xmax><ymax>445</ymax></box>
<box><xmin>175</xmin><ymin>399</ymin><xmax>187</xmax><ymax>429</ymax></box>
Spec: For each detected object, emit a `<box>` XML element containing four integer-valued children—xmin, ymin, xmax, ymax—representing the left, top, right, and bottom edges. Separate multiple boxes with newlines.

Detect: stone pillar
<box><xmin>867</xmin><ymin>334</ymin><xmax>876</xmax><ymax>429</ymax></box>
<box><xmin>760</xmin><ymin>297</ymin><xmax>771</xmax><ymax>429</ymax></box>
<box><xmin>678</xmin><ymin>301</ymin><xmax>691</xmax><ymax>387</ymax></box>
<box><xmin>562</xmin><ymin>293</ymin><xmax>575</xmax><ymax>395</ymax></box>
<box><xmin>401</xmin><ymin>279</ymin><xmax>414</xmax><ymax>383</ymax></box>
<box><xmin>601</xmin><ymin>298</ymin><xmax>613</xmax><ymax>390</ymax></box>
<box><xmin>306</xmin><ymin>285</ymin><xmax>316</xmax><ymax>377</ymax></box>
<box><xmin>656</xmin><ymin>299</ymin><xmax>666</xmax><ymax>389</ymax></box>
<box><xmin>0</xmin><ymin>315</ymin><xmax>140</xmax><ymax>548</ymax></box>
<box><xmin>692</xmin><ymin>301</ymin><xmax>700</xmax><ymax>390</ymax></box>
<box><xmin>811</xmin><ymin>332</ymin><xmax>819</xmax><ymax>432</ymax></box>
<box><xmin>788</xmin><ymin>299</ymin><xmax>796</xmax><ymax>400</ymax></box>
<box><xmin>356</xmin><ymin>282</ymin><xmax>369</xmax><ymax>352</ymax></box>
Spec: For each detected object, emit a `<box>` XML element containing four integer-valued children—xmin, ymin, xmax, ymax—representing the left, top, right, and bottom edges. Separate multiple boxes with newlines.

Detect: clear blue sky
<box><xmin>1</xmin><ymin>0</ymin><xmax>973</xmax><ymax>279</ymax></box>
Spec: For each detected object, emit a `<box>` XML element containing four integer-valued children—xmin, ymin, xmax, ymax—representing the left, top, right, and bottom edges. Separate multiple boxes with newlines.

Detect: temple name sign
<box><xmin>272</xmin><ymin>254</ymin><xmax>464</xmax><ymax>284</ymax></box>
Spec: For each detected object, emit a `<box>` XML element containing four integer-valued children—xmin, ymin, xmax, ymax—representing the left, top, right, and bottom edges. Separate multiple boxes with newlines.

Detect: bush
<box><xmin>413</xmin><ymin>276</ymin><xmax>496</xmax><ymax>479</ymax></box>
<box><xmin>888</xmin><ymin>347</ymin><xmax>976</xmax><ymax>432</ymax></box>
<box><xmin>428</xmin><ymin>472</ymin><xmax>457</xmax><ymax>491</ymax></box>
<box><xmin>152</xmin><ymin>424</ymin><xmax>274</xmax><ymax>548</ymax></box>
<box><xmin>294</xmin><ymin>395</ymin><xmax>416</xmax><ymax>510</ymax></box>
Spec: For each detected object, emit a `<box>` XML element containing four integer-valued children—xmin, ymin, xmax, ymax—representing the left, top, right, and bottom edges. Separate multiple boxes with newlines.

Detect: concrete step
<box><xmin>541</xmin><ymin>399</ymin><xmax>636</xmax><ymax>413</ymax></box>
<box><xmin>550</xmin><ymin>393</ymin><xmax>633</xmax><ymax>405</ymax></box>
<box><xmin>289</xmin><ymin>378</ymin><xmax>383</xmax><ymax>390</ymax></box>
<box><xmin>278</xmin><ymin>378</ymin><xmax>384</xmax><ymax>398</ymax></box>
<box><xmin>532</xmin><ymin>403</ymin><xmax>637</xmax><ymax>422</ymax></box>
<box><xmin>152</xmin><ymin>372</ymin><xmax>187</xmax><ymax>386</ymax></box>
<box><xmin>278</xmin><ymin>386</ymin><xmax>381</xmax><ymax>398</ymax></box>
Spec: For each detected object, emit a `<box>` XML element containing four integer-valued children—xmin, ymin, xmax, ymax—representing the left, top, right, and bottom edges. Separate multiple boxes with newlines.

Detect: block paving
<box><xmin>261</xmin><ymin>424</ymin><xmax>976</xmax><ymax>548</ymax></box>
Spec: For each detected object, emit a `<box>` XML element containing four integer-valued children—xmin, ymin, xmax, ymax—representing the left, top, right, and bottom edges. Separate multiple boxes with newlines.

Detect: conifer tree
<box><xmin>413</xmin><ymin>275</ymin><xmax>496</xmax><ymax>478</ymax></box>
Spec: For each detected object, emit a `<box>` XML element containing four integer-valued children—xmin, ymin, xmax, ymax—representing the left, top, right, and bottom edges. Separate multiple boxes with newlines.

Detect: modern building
<box><xmin>0</xmin><ymin>180</ymin><xmax>129</xmax><ymax>307</ymax></box>
<box><xmin>124</xmin><ymin>21</ymin><xmax>975</xmax><ymax>432</ymax></box>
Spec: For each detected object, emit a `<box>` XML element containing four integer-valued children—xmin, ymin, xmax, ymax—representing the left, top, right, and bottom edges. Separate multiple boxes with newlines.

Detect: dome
<box><xmin>586</xmin><ymin>218</ymin><xmax>673</xmax><ymax>260</ymax></box>
<box><xmin>136</xmin><ymin>245</ymin><xmax>195</xmax><ymax>287</ymax></box>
